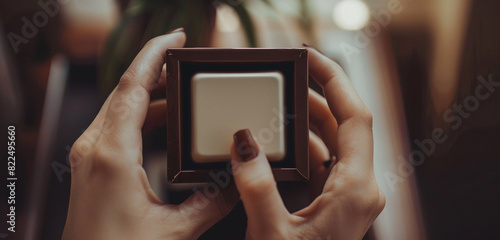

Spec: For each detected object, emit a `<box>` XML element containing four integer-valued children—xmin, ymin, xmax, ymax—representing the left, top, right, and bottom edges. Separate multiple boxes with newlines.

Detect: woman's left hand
<box><xmin>62</xmin><ymin>30</ymin><xmax>238</xmax><ymax>240</ymax></box>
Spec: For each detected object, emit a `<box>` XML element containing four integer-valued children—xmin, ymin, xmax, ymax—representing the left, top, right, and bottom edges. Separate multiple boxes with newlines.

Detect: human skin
<box><xmin>62</xmin><ymin>29</ymin><xmax>384</xmax><ymax>240</ymax></box>
<box><xmin>62</xmin><ymin>29</ymin><xmax>239</xmax><ymax>240</ymax></box>
<box><xmin>230</xmin><ymin>47</ymin><xmax>386</xmax><ymax>240</ymax></box>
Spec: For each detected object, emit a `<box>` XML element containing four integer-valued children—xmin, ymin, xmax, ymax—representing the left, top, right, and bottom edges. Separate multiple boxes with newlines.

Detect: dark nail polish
<box><xmin>167</xmin><ymin>27</ymin><xmax>184</xmax><ymax>34</ymax></box>
<box><xmin>302</xmin><ymin>42</ymin><xmax>324</xmax><ymax>54</ymax></box>
<box><xmin>323</xmin><ymin>159</ymin><xmax>332</xmax><ymax>168</ymax></box>
<box><xmin>233</xmin><ymin>129</ymin><xmax>259</xmax><ymax>161</ymax></box>
<box><xmin>323</xmin><ymin>155</ymin><xmax>336</xmax><ymax>168</ymax></box>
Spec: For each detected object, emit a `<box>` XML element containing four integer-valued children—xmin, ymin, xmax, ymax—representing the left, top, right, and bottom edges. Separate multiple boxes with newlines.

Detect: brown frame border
<box><xmin>166</xmin><ymin>48</ymin><xmax>309</xmax><ymax>183</ymax></box>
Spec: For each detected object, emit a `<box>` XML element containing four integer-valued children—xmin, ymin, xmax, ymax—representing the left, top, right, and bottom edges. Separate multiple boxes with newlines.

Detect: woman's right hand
<box><xmin>230</xmin><ymin>47</ymin><xmax>386</xmax><ymax>240</ymax></box>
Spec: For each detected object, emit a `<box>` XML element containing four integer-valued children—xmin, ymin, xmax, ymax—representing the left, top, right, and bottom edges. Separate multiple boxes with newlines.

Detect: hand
<box><xmin>62</xmin><ymin>30</ymin><xmax>238</xmax><ymax>240</ymax></box>
<box><xmin>230</xmin><ymin>47</ymin><xmax>386</xmax><ymax>240</ymax></box>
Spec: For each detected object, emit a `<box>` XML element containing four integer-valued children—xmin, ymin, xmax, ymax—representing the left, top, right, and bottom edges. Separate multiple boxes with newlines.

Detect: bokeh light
<box><xmin>332</xmin><ymin>0</ymin><xmax>371</xmax><ymax>31</ymax></box>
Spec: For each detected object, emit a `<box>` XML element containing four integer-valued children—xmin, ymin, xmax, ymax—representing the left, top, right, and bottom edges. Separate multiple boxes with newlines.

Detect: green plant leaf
<box><xmin>224</xmin><ymin>1</ymin><xmax>257</xmax><ymax>47</ymax></box>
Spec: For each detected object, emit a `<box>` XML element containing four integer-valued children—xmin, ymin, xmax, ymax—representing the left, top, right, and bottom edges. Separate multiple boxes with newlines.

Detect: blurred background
<box><xmin>1</xmin><ymin>0</ymin><xmax>499</xmax><ymax>239</ymax></box>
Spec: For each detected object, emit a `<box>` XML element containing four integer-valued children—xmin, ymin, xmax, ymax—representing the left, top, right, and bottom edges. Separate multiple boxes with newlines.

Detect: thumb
<box><xmin>231</xmin><ymin>129</ymin><xmax>289</xmax><ymax>231</ymax></box>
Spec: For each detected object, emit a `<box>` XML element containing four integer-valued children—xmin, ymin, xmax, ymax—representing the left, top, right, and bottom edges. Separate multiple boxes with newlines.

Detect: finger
<box><xmin>176</xmin><ymin>183</ymin><xmax>239</xmax><ymax>237</ymax></box>
<box><xmin>150</xmin><ymin>64</ymin><xmax>167</xmax><ymax>98</ymax></box>
<box><xmin>309</xmin><ymin>130</ymin><xmax>331</xmax><ymax>174</ymax></box>
<box><xmin>159</xmin><ymin>64</ymin><xmax>167</xmax><ymax>87</ymax></box>
<box><xmin>231</xmin><ymin>129</ymin><xmax>289</xmax><ymax>231</ymax></box>
<box><xmin>90</xmin><ymin>58</ymin><xmax>165</xmax><ymax>136</ymax></box>
<box><xmin>309</xmin><ymin>88</ymin><xmax>338</xmax><ymax>155</ymax></box>
<box><xmin>105</xmin><ymin>30</ymin><xmax>186</xmax><ymax>140</ymax></box>
<box><xmin>307</xmin><ymin>47</ymin><xmax>369</xmax><ymax>124</ymax></box>
<box><xmin>308</xmin><ymin>131</ymin><xmax>332</xmax><ymax>198</ymax></box>
<box><xmin>74</xmin><ymin>89</ymin><xmax>117</xmax><ymax>148</ymax></box>
<box><xmin>306</xmin><ymin>47</ymin><xmax>373</xmax><ymax>172</ymax></box>
<box><xmin>142</xmin><ymin>99</ymin><xmax>167</xmax><ymax>134</ymax></box>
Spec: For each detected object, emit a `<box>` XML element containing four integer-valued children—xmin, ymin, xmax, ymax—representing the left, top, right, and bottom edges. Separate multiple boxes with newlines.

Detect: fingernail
<box><xmin>302</xmin><ymin>42</ymin><xmax>324</xmax><ymax>54</ymax></box>
<box><xmin>324</xmin><ymin>155</ymin><xmax>336</xmax><ymax>168</ymax></box>
<box><xmin>233</xmin><ymin>129</ymin><xmax>259</xmax><ymax>161</ymax></box>
<box><xmin>166</xmin><ymin>27</ymin><xmax>184</xmax><ymax>34</ymax></box>
<box><xmin>323</xmin><ymin>159</ymin><xmax>332</xmax><ymax>168</ymax></box>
